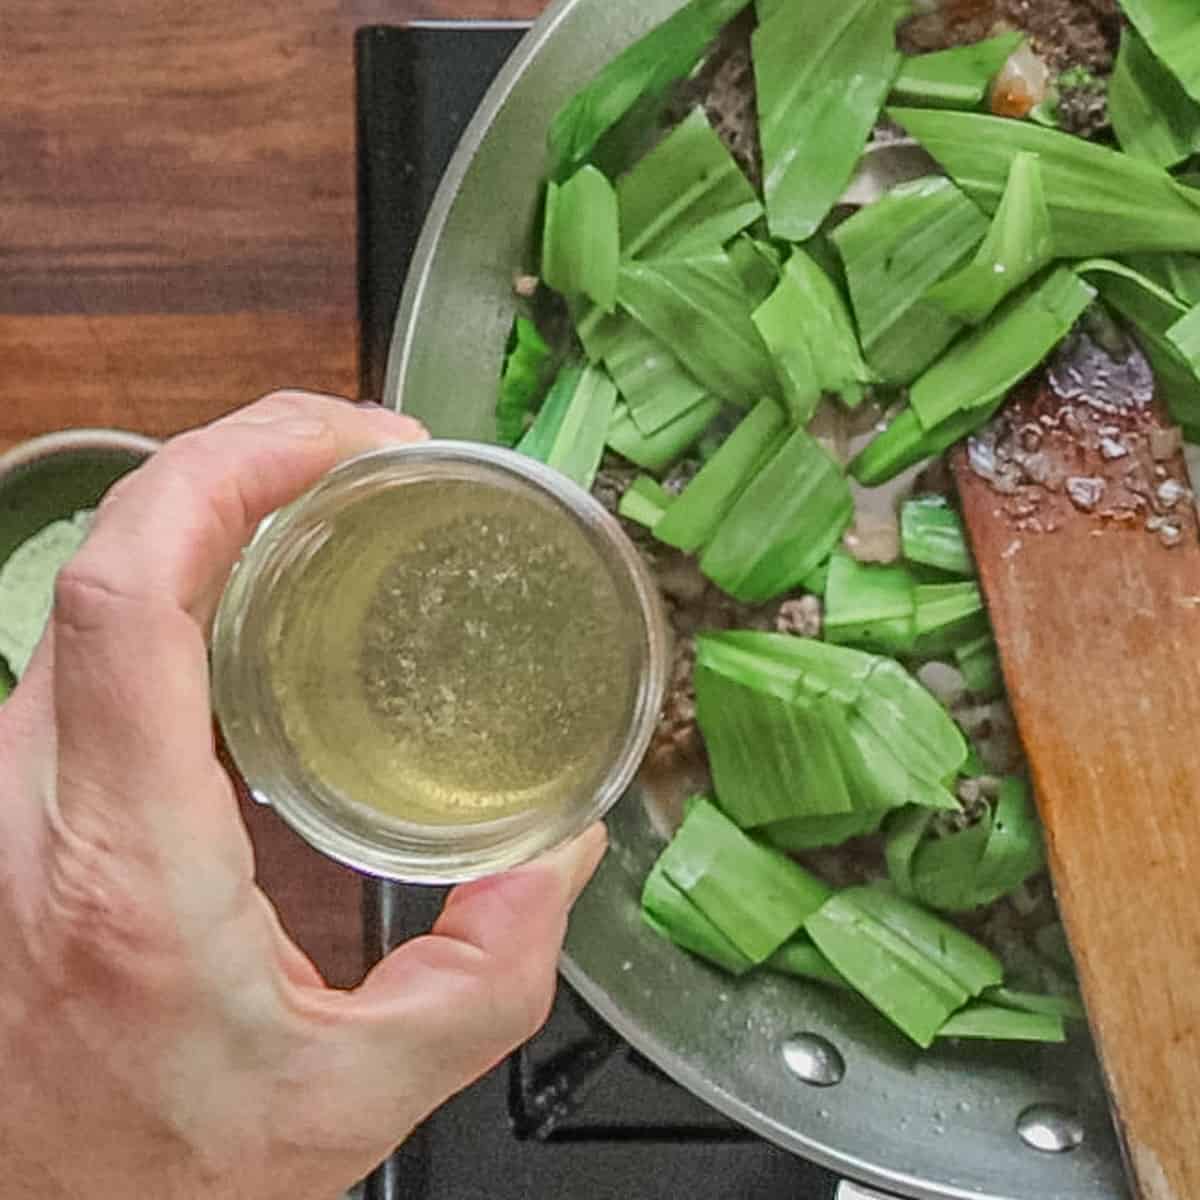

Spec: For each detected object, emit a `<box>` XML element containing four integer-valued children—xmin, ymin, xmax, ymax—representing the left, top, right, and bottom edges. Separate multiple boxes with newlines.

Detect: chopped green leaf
<box><xmin>849</xmin><ymin>394</ymin><xmax>1005</xmax><ymax>487</ymax></box>
<box><xmin>763</xmin><ymin>809</ymin><xmax>887</xmax><ymax>852</ymax></box>
<box><xmin>695</xmin><ymin>632</ymin><xmax>965</xmax><ymax>826</ymax></box>
<box><xmin>753</xmin><ymin>0</ymin><xmax>903</xmax><ymax>240</ymax></box>
<box><xmin>910</xmin><ymin>268</ymin><xmax>1096</xmax><ymax>432</ymax></box>
<box><xmin>607</xmin><ymin>396</ymin><xmax>722</xmax><ymax>473</ymax></box>
<box><xmin>767</xmin><ymin>936</ymin><xmax>850</xmax><ymax>989</ymax></box>
<box><xmin>1123</xmin><ymin>251</ymin><xmax>1200</xmax><ymax>307</ymax></box>
<box><xmin>887</xmin><ymin>776</ymin><xmax>1044</xmax><ymax>912</ymax></box>
<box><xmin>891</xmin><ymin>32</ymin><xmax>1025</xmax><ymax>110</ymax></box>
<box><xmin>955</xmin><ymin>634</ymin><xmax>1004</xmax><ymax>699</ymax></box>
<box><xmin>604</xmin><ymin>321</ymin><xmax>710</xmax><ymax>435</ymax></box>
<box><xmin>546</xmin><ymin>0</ymin><xmax>751</xmax><ymax>179</ymax></box>
<box><xmin>728</xmin><ymin>235</ymin><xmax>784</xmax><ymax>307</ymax></box>
<box><xmin>617</xmin><ymin>108</ymin><xmax>762</xmax><ymax>260</ymax></box>
<box><xmin>831</xmin><ymin>176</ymin><xmax>989</xmax><ymax>383</ymax></box>
<box><xmin>1088</xmin><ymin>262</ymin><xmax>1200</xmax><ymax>428</ymax></box>
<box><xmin>652</xmin><ymin>797</ymin><xmax>832</xmax><ymax>963</ymax></box>
<box><xmin>938</xmin><ymin>1002</ymin><xmax>1065</xmax><ymax>1043</ymax></box>
<box><xmin>642</xmin><ymin>858</ymin><xmax>756</xmax><ymax>975</ymax></box>
<box><xmin>1167</xmin><ymin>301</ymin><xmax>1200</xmax><ymax>372</ymax></box>
<box><xmin>0</xmin><ymin>658</ymin><xmax>13</xmax><ymax>704</ymax></box>
<box><xmin>497</xmin><ymin>317</ymin><xmax>553</xmax><ymax>446</ymax></box>
<box><xmin>983</xmin><ymin>986</ymin><xmax>1086</xmax><ymax>1022</ymax></box>
<box><xmin>806</xmin><ymin>885</ymin><xmax>1003</xmax><ymax>1047</ymax></box>
<box><xmin>901</xmin><ymin>496</ymin><xmax>975</xmax><ymax>577</ymax></box>
<box><xmin>618</xmin><ymin>475</ymin><xmax>672</xmax><ymax>529</ymax></box>
<box><xmin>617</xmin><ymin>251</ymin><xmax>779</xmax><ymax>405</ymax></box>
<box><xmin>752</xmin><ymin>250</ymin><xmax>877</xmax><ymax>424</ymax></box>
<box><xmin>925</xmin><ymin>152</ymin><xmax>1053</xmax><ymax>325</ymax></box>
<box><xmin>518</xmin><ymin>362</ymin><xmax>617</xmax><ymax>489</ymax></box>
<box><xmin>654</xmin><ymin>398</ymin><xmax>786</xmax><ymax>553</ymax></box>
<box><xmin>891</xmin><ymin>107</ymin><xmax>1200</xmax><ymax>256</ymax></box>
<box><xmin>912</xmin><ymin>581</ymin><xmax>988</xmax><ymax>658</ymax></box>
<box><xmin>823</xmin><ymin>552</ymin><xmax>917</xmax><ymax>657</ymax></box>
<box><xmin>1118</xmin><ymin>0</ymin><xmax>1200</xmax><ymax>105</ymax></box>
<box><xmin>542</xmin><ymin>166</ymin><xmax>620</xmax><ymax>312</ymax></box>
<box><xmin>1110</xmin><ymin>28</ymin><xmax>1200</xmax><ymax>169</ymax></box>
<box><xmin>700</xmin><ymin>427</ymin><xmax>853</xmax><ymax>602</ymax></box>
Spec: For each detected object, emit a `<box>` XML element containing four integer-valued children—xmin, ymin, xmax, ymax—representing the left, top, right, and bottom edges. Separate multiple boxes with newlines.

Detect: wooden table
<box><xmin>1</xmin><ymin>0</ymin><xmax>545</xmax><ymax>985</ymax></box>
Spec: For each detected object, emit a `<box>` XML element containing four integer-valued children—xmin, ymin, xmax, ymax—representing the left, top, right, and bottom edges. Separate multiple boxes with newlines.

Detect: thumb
<box><xmin>328</xmin><ymin>824</ymin><xmax>608</xmax><ymax>1142</ymax></box>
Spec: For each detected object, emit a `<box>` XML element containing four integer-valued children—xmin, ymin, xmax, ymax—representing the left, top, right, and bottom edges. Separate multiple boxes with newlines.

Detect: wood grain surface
<box><xmin>1</xmin><ymin>0</ymin><xmax>546</xmax><ymax>984</ymax></box>
<box><xmin>957</xmin><ymin>379</ymin><xmax>1200</xmax><ymax>1200</ymax></box>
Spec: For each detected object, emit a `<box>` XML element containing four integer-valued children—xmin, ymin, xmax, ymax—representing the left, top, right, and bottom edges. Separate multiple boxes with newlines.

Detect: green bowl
<box><xmin>0</xmin><ymin>429</ymin><xmax>159</xmax><ymax>567</ymax></box>
<box><xmin>0</xmin><ymin>430</ymin><xmax>159</xmax><ymax>688</ymax></box>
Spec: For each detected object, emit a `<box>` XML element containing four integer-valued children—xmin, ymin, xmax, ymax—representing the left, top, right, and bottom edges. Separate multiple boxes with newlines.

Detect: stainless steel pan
<box><xmin>384</xmin><ymin>4</ymin><xmax>1127</xmax><ymax>1195</ymax></box>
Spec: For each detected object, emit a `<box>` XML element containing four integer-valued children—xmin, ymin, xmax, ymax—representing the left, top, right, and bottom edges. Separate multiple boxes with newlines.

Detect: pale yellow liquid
<box><xmin>264</xmin><ymin>477</ymin><xmax>642</xmax><ymax>825</ymax></box>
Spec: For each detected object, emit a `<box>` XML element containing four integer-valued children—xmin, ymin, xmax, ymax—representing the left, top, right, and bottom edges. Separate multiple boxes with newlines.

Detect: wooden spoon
<box><xmin>954</xmin><ymin>338</ymin><xmax>1200</xmax><ymax>1200</ymax></box>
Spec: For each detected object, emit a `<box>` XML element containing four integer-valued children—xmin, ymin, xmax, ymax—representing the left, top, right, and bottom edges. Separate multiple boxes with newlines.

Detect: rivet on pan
<box><xmin>781</xmin><ymin>1033</ymin><xmax>845</xmax><ymax>1087</ymax></box>
<box><xmin>1016</xmin><ymin>1103</ymin><xmax>1085</xmax><ymax>1153</ymax></box>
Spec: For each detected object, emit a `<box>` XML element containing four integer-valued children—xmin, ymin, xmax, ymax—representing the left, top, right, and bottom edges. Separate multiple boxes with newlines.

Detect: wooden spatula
<box><xmin>954</xmin><ymin>343</ymin><xmax>1200</xmax><ymax>1200</ymax></box>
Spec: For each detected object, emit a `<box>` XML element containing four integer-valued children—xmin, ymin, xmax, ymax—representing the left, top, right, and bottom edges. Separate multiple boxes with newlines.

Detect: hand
<box><xmin>0</xmin><ymin>392</ymin><xmax>607</xmax><ymax>1200</ymax></box>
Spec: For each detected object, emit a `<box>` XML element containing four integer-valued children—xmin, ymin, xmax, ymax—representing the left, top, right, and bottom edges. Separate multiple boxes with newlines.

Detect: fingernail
<box><xmin>355</xmin><ymin>400</ymin><xmax>389</xmax><ymax>411</ymax></box>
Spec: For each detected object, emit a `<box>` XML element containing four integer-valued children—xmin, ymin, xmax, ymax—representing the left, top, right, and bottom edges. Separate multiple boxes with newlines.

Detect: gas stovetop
<box><xmin>353</xmin><ymin>22</ymin><xmax>863</xmax><ymax>1200</ymax></box>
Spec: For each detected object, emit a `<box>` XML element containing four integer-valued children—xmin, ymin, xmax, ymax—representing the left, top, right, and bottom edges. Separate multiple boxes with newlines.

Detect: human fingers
<box><xmin>47</xmin><ymin>392</ymin><xmax>424</xmax><ymax>864</ymax></box>
<box><xmin>327</xmin><ymin>825</ymin><xmax>609</xmax><ymax>1143</ymax></box>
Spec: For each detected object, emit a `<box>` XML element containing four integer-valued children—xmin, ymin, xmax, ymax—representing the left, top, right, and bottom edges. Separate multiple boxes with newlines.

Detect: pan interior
<box><xmin>384</xmin><ymin>3</ymin><xmax>1126</xmax><ymax>1196</ymax></box>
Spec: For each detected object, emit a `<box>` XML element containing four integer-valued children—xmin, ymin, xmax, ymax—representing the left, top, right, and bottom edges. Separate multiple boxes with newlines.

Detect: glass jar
<box><xmin>212</xmin><ymin>441</ymin><xmax>669</xmax><ymax>883</ymax></box>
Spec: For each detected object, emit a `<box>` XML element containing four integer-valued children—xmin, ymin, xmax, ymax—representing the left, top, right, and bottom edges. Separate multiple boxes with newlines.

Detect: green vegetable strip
<box><xmin>1118</xmin><ymin>0</ymin><xmax>1200</xmax><ymax>104</ymax></box>
<box><xmin>850</xmin><ymin>395</ymin><xmax>1004</xmax><ymax>486</ymax></box>
<box><xmin>752</xmin><ymin>250</ymin><xmax>877</xmax><ymax>424</ymax></box>
<box><xmin>883</xmin><ymin>807</ymin><xmax>933</xmax><ymax>899</ymax></box>
<box><xmin>696</xmin><ymin>667</ymin><xmax>857</xmax><ymax>824</ymax></box>
<box><xmin>983</xmin><ymin>986</ymin><xmax>1086</xmax><ymax>1022</ymax></box>
<box><xmin>955</xmin><ymin>634</ymin><xmax>1004</xmax><ymax>699</ymax></box>
<box><xmin>971</xmin><ymin>777</ymin><xmax>1045</xmax><ymax>907</ymax></box>
<box><xmin>926</xmin><ymin>153</ymin><xmax>1053</xmax><ymax>325</ymax></box>
<box><xmin>806</xmin><ymin>886</ymin><xmax>1002</xmax><ymax>1047</ymax></box>
<box><xmin>546</xmin><ymin>0</ymin><xmax>751</xmax><ymax>180</ymax></box>
<box><xmin>937</xmin><ymin>1003</ymin><xmax>1065</xmax><ymax>1043</ymax></box>
<box><xmin>910</xmin><ymin>815</ymin><xmax>993</xmax><ymax>913</ymax></box>
<box><xmin>823</xmin><ymin>552</ymin><xmax>916</xmax><ymax>657</ymax></box>
<box><xmin>696</xmin><ymin>632</ymin><xmax>965</xmax><ymax>825</ymax></box>
<box><xmin>617</xmin><ymin>108</ymin><xmax>763</xmax><ymax>260</ymax></box>
<box><xmin>604</xmin><ymin>322</ymin><xmax>710</xmax><ymax>436</ymax></box>
<box><xmin>518</xmin><ymin>362</ymin><xmax>585</xmax><ymax>461</ymax></box>
<box><xmin>753</xmin><ymin>0</ymin><xmax>903</xmax><ymax>241</ymax></box>
<box><xmin>641</xmin><ymin>859</ymin><xmax>755</xmax><ymax>976</ymax></box>
<box><xmin>910</xmin><ymin>268</ymin><xmax>1096</xmax><ymax>432</ymax></box>
<box><xmin>541</xmin><ymin>166</ymin><xmax>620</xmax><ymax>312</ymax></box>
<box><xmin>654</xmin><ymin>797</ymin><xmax>833</xmax><ymax>963</ymax></box>
<box><xmin>1090</xmin><ymin>265</ymin><xmax>1200</xmax><ymax>428</ymax></box>
<box><xmin>1124</xmin><ymin>251</ymin><xmax>1200</xmax><ymax>307</ymax></box>
<box><xmin>543</xmin><ymin>363</ymin><xmax>618</xmax><ymax>489</ymax></box>
<box><xmin>617</xmin><ymin>251</ymin><xmax>779</xmax><ymax>405</ymax></box>
<box><xmin>496</xmin><ymin>317</ymin><xmax>553</xmax><ymax>446</ymax></box>
<box><xmin>654</xmin><ymin>399</ymin><xmax>786</xmax><ymax>553</ymax></box>
<box><xmin>617</xmin><ymin>475</ymin><xmax>673</xmax><ymax>529</ymax></box>
<box><xmin>1167</xmin><ymin>302</ymin><xmax>1200</xmax><ymax>371</ymax></box>
<box><xmin>1109</xmin><ymin>29</ymin><xmax>1200</xmax><ymax>169</ymax></box>
<box><xmin>891</xmin><ymin>32</ymin><xmax>1025</xmax><ymax>109</ymax></box>
<box><xmin>912</xmin><ymin>581</ymin><xmax>988</xmax><ymax>658</ymax></box>
<box><xmin>763</xmin><ymin>810</ymin><xmax>886</xmax><ymax>852</ymax></box>
<box><xmin>700</xmin><ymin>428</ymin><xmax>853</xmax><ymax>603</ymax></box>
<box><xmin>728</xmin><ymin>235</ymin><xmax>783</xmax><ymax>307</ymax></box>
<box><xmin>901</xmin><ymin>497</ymin><xmax>974</xmax><ymax>577</ymax></box>
<box><xmin>767</xmin><ymin>936</ymin><xmax>850</xmax><ymax>989</ymax></box>
<box><xmin>0</xmin><ymin>661</ymin><xmax>12</xmax><ymax>704</ymax></box>
<box><xmin>607</xmin><ymin>396</ymin><xmax>721</xmax><ymax>473</ymax></box>
<box><xmin>891</xmin><ymin>107</ymin><xmax>1200</xmax><ymax>256</ymax></box>
<box><xmin>831</xmin><ymin>176</ymin><xmax>989</xmax><ymax>383</ymax></box>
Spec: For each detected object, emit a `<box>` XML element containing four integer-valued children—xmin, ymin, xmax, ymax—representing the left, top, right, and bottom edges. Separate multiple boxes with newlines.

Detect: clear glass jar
<box><xmin>212</xmin><ymin>441</ymin><xmax>669</xmax><ymax>884</ymax></box>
